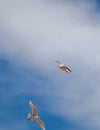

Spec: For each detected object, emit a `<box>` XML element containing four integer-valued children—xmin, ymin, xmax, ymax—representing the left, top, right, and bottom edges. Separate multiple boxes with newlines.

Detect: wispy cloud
<box><xmin>1</xmin><ymin>0</ymin><xmax>100</xmax><ymax>129</ymax></box>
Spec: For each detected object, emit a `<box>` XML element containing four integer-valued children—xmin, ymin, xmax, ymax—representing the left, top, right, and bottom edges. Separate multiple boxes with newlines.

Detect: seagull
<box><xmin>54</xmin><ymin>60</ymin><xmax>72</xmax><ymax>73</ymax></box>
<box><xmin>27</xmin><ymin>101</ymin><xmax>45</xmax><ymax>130</ymax></box>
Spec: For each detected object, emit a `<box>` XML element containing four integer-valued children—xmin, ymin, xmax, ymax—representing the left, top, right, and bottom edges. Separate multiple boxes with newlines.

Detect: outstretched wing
<box><xmin>60</xmin><ymin>65</ymin><xmax>72</xmax><ymax>72</ymax></box>
<box><xmin>29</xmin><ymin>101</ymin><xmax>38</xmax><ymax>115</ymax></box>
<box><xmin>35</xmin><ymin>117</ymin><xmax>45</xmax><ymax>130</ymax></box>
<box><xmin>65</xmin><ymin>66</ymin><xmax>72</xmax><ymax>72</ymax></box>
<box><xmin>64</xmin><ymin>66</ymin><xmax>72</xmax><ymax>72</ymax></box>
<box><xmin>54</xmin><ymin>60</ymin><xmax>62</xmax><ymax>64</ymax></box>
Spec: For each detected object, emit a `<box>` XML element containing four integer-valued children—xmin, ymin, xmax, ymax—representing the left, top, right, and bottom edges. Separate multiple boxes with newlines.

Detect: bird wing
<box><xmin>35</xmin><ymin>117</ymin><xmax>45</xmax><ymax>130</ymax></box>
<box><xmin>65</xmin><ymin>66</ymin><xmax>72</xmax><ymax>72</ymax></box>
<box><xmin>29</xmin><ymin>101</ymin><xmax>38</xmax><ymax>115</ymax></box>
<box><xmin>61</xmin><ymin>65</ymin><xmax>72</xmax><ymax>72</ymax></box>
<box><xmin>54</xmin><ymin>60</ymin><xmax>62</xmax><ymax>64</ymax></box>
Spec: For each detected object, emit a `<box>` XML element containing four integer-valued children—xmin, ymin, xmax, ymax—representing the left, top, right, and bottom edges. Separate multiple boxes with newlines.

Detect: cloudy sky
<box><xmin>1</xmin><ymin>0</ymin><xmax>100</xmax><ymax>130</ymax></box>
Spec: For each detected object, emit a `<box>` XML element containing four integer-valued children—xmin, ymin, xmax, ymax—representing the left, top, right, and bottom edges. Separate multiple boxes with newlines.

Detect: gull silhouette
<box><xmin>27</xmin><ymin>101</ymin><xmax>45</xmax><ymax>130</ymax></box>
<box><xmin>54</xmin><ymin>60</ymin><xmax>72</xmax><ymax>73</ymax></box>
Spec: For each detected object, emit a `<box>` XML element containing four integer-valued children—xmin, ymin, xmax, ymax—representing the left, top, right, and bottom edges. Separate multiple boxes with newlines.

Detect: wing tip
<box><xmin>69</xmin><ymin>70</ymin><xmax>72</xmax><ymax>73</ymax></box>
<box><xmin>29</xmin><ymin>100</ymin><xmax>32</xmax><ymax>105</ymax></box>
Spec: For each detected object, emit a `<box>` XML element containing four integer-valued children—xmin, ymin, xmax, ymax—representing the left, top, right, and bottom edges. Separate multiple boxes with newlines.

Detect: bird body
<box><xmin>54</xmin><ymin>60</ymin><xmax>72</xmax><ymax>73</ymax></box>
<box><xmin>28</xmin><ymin>101</ymin><xmax>45</xmax><ymax>130</ymax></box>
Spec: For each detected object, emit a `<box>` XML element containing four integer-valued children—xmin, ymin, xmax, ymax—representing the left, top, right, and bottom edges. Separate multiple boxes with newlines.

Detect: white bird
<box><xmin>27</xmin><ymin>101</ymin><xmax>45</xmax><ymax>130</ymax></box>
<box><xmin>54</xmin><ymin>60</ymin><xmax>72</xmax><ymax>73</ymax></box>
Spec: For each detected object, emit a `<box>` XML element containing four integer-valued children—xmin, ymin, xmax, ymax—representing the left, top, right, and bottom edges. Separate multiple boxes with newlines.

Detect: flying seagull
<box><xmin>27</xmin><ymin>101</ymin><xmax>45</xmax><ymax>130</ymax></box>
<box><xmin>54</xmin><ymin>60</ymin><xmax>72</xmax><ymax>73</ymax></box>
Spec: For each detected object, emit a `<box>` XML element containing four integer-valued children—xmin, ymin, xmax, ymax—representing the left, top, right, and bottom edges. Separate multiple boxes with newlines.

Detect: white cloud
<box><xmin>1</xmin><ymin>0</ymin><xmax>100</xmax><ymax>129</ymax></box>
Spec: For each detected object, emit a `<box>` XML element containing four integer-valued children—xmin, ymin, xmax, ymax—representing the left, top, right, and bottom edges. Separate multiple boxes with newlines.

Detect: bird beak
<box><xmin>27</xmin><ymin>118</ymin><xmax>30</xmax><ymax>120</ymax></box>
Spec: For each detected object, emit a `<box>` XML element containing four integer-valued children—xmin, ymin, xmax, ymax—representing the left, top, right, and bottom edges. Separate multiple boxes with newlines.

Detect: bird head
<box><xmin>27</xmin><ymin>113</ymin><xmax>31</xmax><ymax>120</ymax></box>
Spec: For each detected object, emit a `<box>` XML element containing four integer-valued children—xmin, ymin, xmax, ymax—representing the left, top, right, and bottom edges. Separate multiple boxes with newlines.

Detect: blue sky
<box><xmin>1</xmin><ymin>0</ymin><xmax>100</xmax><ymax>130</ymax></box>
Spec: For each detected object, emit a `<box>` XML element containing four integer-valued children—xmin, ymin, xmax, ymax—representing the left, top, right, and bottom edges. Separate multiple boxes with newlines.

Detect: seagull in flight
<box><xmin>54</xmin><ymin>60</ymin><xmax>72</xmax><ymax>73</ymax></box>
<box><xmin>27</xmin><ymin>101</ymin><xmax>45</xmax><ymax>130</ymax></box>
